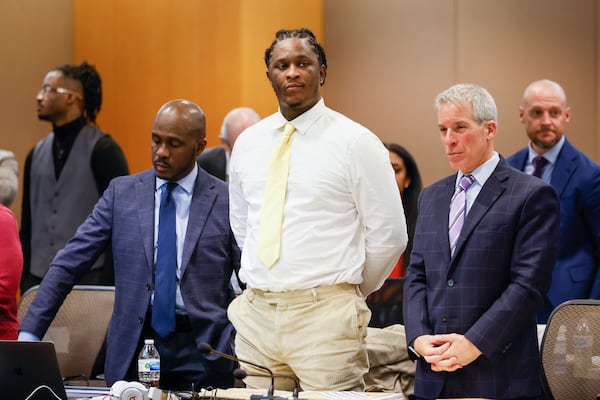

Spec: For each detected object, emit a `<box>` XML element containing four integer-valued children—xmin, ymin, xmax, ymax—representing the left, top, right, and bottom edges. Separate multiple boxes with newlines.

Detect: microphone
<box><xmin>233</xmin><ymin>368</ymin><xmax>302</xmax><ymax>400</ymax></box>
<box><xmin>198</xmin><ymin>343</ymin><xmax>287</xmax><ymax>400</ymax></box>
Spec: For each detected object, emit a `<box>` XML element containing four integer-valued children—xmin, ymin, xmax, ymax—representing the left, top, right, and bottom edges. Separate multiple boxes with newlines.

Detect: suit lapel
<box><xmin>550</xmin><ymin>140</ymin><xmax>577</xmax><ymax>198</ymax></box>
<box><xmin>180</xmin><ymin>169</ymin><xmax>217</xmax><ymax>276</ymax></box>
<box><xmin>136</xmin><ymin>170</ymin><xmax>157</xmax><ymax>273</ymax></box>
<box><xmin>450</xmin><ymin>160</ymin><xmax>508</xmax><ymax>269</ymax></box>
<box><xmin>511</xmin><ymin>149</ymin><xmax>528</xmax><ymax>171</ymax></box>
<box><xmin>434</xmin><ymin>176</ymin><xmax>456</xmax><ymax>263</ymax></box>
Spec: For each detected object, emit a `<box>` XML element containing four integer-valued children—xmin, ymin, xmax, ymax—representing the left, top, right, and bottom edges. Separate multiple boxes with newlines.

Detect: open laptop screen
<box><xmin>0</xmin><ymin>340</ymin><xmax>67</xmax><ymax>400</ymax></box>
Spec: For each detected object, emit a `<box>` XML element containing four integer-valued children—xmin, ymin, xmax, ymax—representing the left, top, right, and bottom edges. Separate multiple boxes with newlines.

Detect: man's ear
<box><xmin>486</xmin><ymin>120</ymin><xmax>497</xmax><ymax>140</ymax></box>
<box><xmin>519</xmin><ymin>106</ymin><xmax>525</xmax><ymax>123</ymax></box>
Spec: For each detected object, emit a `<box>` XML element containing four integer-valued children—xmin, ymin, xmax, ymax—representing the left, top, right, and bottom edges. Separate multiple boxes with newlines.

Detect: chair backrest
<box><xmin>18</xmin><ymin>285</ymin><xmax>115</xmax><ymax>381</ymax></box>
<box><xmin>366</xmin><ymin>278</ymin><xmax>404</xmax><ymax>328</ymax></box>
<box><xmin>540</xmin><ymin>299</ymin><xmax>600</xmax><ymax>400</ymax></box>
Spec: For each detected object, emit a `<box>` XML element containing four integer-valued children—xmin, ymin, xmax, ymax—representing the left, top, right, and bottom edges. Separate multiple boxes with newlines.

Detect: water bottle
<box><xmin>552</xmin><ymin>324</ymin><xmax>567</xmax><ymax>375</ymax></box>
<box><xmin>573</xmin><ymin>318</ymin><xmax>593</xmax><ymax>378</ymax></box>
<box><xmin>138</xmin><ymin>338</ymin><xmax>160</xmax><ymax>387</ymax></box>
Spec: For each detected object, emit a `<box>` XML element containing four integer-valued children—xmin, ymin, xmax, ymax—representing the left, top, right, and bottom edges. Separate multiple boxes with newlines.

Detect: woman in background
<box><xmin>0</xmin><ymin>203</ymin><xmax>23</xmax><ymax>339</ymax></box>
<box><xmin>385</xmin><ymin>143</ymin><xmax>422</xmax><ymax>277</ymax></box>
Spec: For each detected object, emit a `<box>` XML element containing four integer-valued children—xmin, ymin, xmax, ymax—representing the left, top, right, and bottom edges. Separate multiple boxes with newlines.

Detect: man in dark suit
<box><xmin>404</xmin><ymin>83</ymin><xmax>560</xmax><ymax>399</ymax></box>
<box><xmin>508</xmin><ymin>79</ymin><xmax>600</xmax><ymax>323</ymax></box>
<box><xmin>19</xmin><ymin>99</ymin><xmax>240</xmax><ymax>390</ymax></box>
<box><xmin>198</xmin><ymin>107</ymin><xmax>260</xmax><ymax>181</ymax></box>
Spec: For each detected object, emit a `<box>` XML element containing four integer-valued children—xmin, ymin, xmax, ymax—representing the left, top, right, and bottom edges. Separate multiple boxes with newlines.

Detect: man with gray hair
<box><xmin>198</xmin><ymin>107</ymin><xmax>260</xmax><ymax>181</ymax></box>
<box><xmin>404</xmin><ymin>83</ymin><xmax>560</xmax><ymax>399</ymax></box>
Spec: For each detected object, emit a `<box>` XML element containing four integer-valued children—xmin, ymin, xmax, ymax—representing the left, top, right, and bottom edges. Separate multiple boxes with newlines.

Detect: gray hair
<box><xmin>435</xmin><ymin>83</ymin><xmax>497</xmax><ymax>124</ymax></box>
<box><xmin>220</xmin><ymin>107</ymin><xmax>261</xmax><ymax>143</ymax></box>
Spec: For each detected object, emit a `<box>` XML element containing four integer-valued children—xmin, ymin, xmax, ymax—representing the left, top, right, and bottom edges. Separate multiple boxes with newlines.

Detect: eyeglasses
<box><xmin>38</xmin><ymin>85</ymin><xmax>83</xmax><ymax>100</ymax></box>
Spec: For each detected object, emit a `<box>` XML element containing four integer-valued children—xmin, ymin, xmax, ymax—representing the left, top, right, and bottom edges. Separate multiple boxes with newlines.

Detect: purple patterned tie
<box><xmin>532</xmin><ymin>155</ymin><xmax>548</xmax><ymax>178</ymax></box>
<box><xmin>449</xmin><ymin>175</ymin><xmax>475</xmax><ymax>257</ymax></box>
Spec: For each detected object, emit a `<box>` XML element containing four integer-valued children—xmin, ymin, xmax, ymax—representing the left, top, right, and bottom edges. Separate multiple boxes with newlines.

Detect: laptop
<box><xmin>0</xmin><ymin>340</ymin><xmax>67</xmax><ymax>400</ymax></box>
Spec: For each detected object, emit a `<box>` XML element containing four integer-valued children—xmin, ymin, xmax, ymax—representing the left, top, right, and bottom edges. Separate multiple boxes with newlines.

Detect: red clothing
<box><xmin>388</xmin><ymin>255</ymin><xmax>404</xmax><ymax>278</ymax></box>
<box><xmin>0</xmin><ymin>204</ymin><xmax>23</xmax><ymax>339</ymax></box>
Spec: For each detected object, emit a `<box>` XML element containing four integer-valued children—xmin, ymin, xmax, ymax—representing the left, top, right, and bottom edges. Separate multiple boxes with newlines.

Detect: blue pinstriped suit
<box><xmin>404</xmin><ymin>158</ymin><xmax>560</xmax><ymax>399</ymax></box>
<box><xmin>19</xmin><ymin>167</ymin><xmax>240</xmax><ymax>385</ymax></box>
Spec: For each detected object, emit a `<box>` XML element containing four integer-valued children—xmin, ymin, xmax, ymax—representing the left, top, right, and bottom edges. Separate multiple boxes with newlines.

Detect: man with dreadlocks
<box><xmin>20</xmin><ymin>61</ymin><xmax>129</xmax><ymax>292</ymax></box>
<box><xmin>227</xmin><ymin>28</ymin><xmax>407</xmax><ymax>391</ymax></box>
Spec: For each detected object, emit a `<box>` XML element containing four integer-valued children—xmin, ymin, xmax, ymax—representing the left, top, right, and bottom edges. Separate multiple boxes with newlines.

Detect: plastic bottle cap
<box><xmin>144</xmin><ymin>339</ymin><xmax>154</xmax><ymax>345</ymax></box>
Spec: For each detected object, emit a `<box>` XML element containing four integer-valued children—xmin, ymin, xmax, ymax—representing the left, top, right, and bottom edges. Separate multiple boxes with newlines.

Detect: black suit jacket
<box><xmin>404</xmin><ymin>158</ymin><xmax>560</xmax><ymax>399</ymax></box>
<box><xmin>198</xmin><ymin>146</ymin><xmax>227</xmax><ymax>181</ymax></box>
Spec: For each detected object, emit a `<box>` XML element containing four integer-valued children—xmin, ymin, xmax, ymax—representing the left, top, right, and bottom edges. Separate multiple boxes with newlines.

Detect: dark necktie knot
<box><xmin>532</xmin><ymin>155</ymin><xmax>548</xmax><ymax>178</ymax></box>
<box><xmin>162</xmin><ymin>182</ymin><xmax>177</xmax><ymax>199</ymax></box>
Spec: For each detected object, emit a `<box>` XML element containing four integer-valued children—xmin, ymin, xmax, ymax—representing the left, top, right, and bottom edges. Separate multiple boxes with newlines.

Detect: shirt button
<box><xmin>442</xmin><ymin>315</ymin><xmax>448</xmax><ymax>322</ymax></box>
<box><xmin>138</xmin><ymin>317</ymin><xmax>144</xmax><ymax>324</ymax></box>
<box><xmin>146</xmin><ymin>284</ymin><xmax>151</xmax><ymax>291</ymax></box>
<box><xmin>447</xmin><ymin>279</ymin><xmax>455</xmax><ymax>287</ymax></box>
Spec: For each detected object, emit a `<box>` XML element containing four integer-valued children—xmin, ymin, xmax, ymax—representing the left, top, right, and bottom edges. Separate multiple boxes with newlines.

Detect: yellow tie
<box><xmin>257</xmin><ymin>123</ymin><xmax>296</xmax><ymax>268</ymax></box>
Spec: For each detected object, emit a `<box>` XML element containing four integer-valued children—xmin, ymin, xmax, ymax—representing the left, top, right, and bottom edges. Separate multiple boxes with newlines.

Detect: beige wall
<box><xmin>4</xmin><ymin>0</ymin><xmax>600</xmax><ymax>225</ymax></box>
<box><xmin>324</xmin><ymin>0</ymin><xmax>599</xmax><ymax>186</ymax></box>
<box><xmin>0</xmin><ymin>0</ymin><xmax>73</xmax><ymax>221</ymax></box>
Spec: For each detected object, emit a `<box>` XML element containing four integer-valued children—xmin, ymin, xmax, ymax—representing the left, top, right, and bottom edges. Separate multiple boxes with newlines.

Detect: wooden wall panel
<box><xmin>240</xmin><ymin>0</ymin><xmax>324</xmax><ymax>115</ymax></box>
<box><xmin>324</xmin><ymin>0</ymin><xmax>455</xmax><ymax>184</ymax></box>
<box><xmin>0</xmin><ymin>0</ymin><xmax>73</xmax><ymax>221</ymax></box>
<box><xmin>456</xmin><ymin>0</ymin><xmax>596</xmax><ymax>163</ymax></box>
<box><xmin>324</xmin><ymin>0</ymin><xmax>599</xmax><ymax>186</ymax></box>
<box><xmin>74</xmin><ymin>0</ymin><xmax>323</xmax><ymax>174</ymax></box>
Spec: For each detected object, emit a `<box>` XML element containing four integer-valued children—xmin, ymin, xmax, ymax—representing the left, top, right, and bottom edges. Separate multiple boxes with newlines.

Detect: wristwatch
<box><xmin>408</xmin><ymin>340</ymin><xmax>422</xmax><ymax>359</ymax></box>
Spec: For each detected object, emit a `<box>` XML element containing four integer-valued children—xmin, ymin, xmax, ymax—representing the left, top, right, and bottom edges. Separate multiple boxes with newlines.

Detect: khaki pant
<box><xmin>364</xmin><ymin>324</ymin><xmax>415</xmax><ymax>399</ymax></box>
<box><xmin>228</xmin><ymin>284</ymin><xmax>370</xmax><ymax>391</ymax></box>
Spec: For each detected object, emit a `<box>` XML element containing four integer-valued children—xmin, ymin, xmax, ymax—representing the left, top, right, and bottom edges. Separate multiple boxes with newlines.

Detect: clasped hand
<box><xmin>414</xmin><ymin>333</ymin><xmax>482</xmax><ymax>372</ymax></box>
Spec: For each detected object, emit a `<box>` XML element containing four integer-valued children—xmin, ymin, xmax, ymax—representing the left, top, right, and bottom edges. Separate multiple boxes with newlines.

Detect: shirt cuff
<box><xmin>18</xmin><ymin>331</ymin><xmax>41</xmax><ymax>341</ymax></box>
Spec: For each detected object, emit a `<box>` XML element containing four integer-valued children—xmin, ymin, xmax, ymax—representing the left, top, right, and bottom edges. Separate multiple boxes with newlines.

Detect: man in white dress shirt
<box><xmin>227</xmin><ymin>28</ymin><xmax>407</xmax><ymax>392</ymax></box>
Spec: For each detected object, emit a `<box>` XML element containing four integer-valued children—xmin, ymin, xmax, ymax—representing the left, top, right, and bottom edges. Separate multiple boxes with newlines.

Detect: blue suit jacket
<box><xmin>20</xmin><ymin>167</ymin><xmax>240</xmax><ymax>385</ymax></box>
<box><xmin>508</xmin><ymin>139</ymin><xmax>600</xmax><ymax>315</ymax></box>
<box><xmin>403</xmin><ymin>158</ymin><xmax>560</xmax><ymax>399</ymax></box>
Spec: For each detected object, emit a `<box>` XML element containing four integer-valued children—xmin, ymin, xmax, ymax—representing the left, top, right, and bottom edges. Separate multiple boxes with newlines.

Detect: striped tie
<box><xmin>448</xmin><ymin>175</ymin><xmax>475</xmax><ymax>257</ymax></box>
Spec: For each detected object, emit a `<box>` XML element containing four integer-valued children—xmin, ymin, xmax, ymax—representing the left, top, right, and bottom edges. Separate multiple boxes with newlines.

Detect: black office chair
<box><xmin>540</xmin><ymin>299</ymin><xmax>600</xmax><ymax>400</ymax></box>
<box><xmin>366</xmin><ymin>278</ymin><xmax>405</xmax><ymax>328</ymax></box>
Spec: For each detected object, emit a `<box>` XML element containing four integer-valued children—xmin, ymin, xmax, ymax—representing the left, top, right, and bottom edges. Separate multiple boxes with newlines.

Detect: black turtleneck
<box><xmin>52</xmin><ymin>116</ymin><xmax>87</xmax><ymax>179</ymax></box>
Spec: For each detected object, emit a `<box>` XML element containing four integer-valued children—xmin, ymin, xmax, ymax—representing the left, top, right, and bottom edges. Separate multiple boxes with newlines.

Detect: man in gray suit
<box><xmin>198</xmin><ymin>107</ymin><xmax>260</xmax><ymax>181</ymax></box>
<box><xmin>404</xmin><ymin>83</ymin><xmax>560</xmax><ymax>399</ymax></box>
<box><xmin>19</xmin><ymin>99</ymin><xmax>240</xmax><ymax>390</ymax></box>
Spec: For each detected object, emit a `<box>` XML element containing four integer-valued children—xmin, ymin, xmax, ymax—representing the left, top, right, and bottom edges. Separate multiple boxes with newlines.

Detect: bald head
<box><xmin>220</xmin><ymin>107</ymin><xmax>261</xmax><ymax>153</ymax></box>
<box><xmin>152</xmin><ymin>99</ymin><xmax>207</xmax><ymax>181</ymax></box>
<box><xmin>522</xmin><ymin>79</ymin><xmax>567</xmax><ymax>107</ymax></box>
<box><xmin>155</xmin><ymin>99</ymin><xmax>206</xmax><ymax>140</ymax></box>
